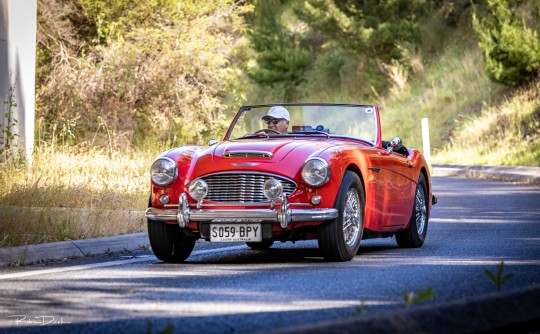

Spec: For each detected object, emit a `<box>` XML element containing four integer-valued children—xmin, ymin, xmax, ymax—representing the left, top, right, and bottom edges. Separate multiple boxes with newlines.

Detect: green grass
<box><xmin>375</xmin><ymin>28</ymin><xmax>539</xmax><ymax>167</ymax></box>
<box><xmin>379</xmin><ymin>37</ymin><xmax>507</xmax><ymax>155</ymax></box>
<box><xmin>434</xmin><ymin>80</ymin><xmax>540</xmax><ymax>166</ymax></box>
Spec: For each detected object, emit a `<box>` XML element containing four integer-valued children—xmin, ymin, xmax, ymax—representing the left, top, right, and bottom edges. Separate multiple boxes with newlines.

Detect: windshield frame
<box><xmin>223</xmin><ymin>103</ymin><xmax>382</xmax><ymax>148</ymax></box>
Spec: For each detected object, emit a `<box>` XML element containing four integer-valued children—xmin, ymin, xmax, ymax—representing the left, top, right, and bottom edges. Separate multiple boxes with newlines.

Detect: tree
<box><xmin>472</xmin><ymin>0</ymin><xmax>540</xmax><ymax>86</ymax></box>
<box><xmin>246</xmin><ymin>0</ymin><xmax>311</xmax><ymax>101</ymax></box>
<box><xmin>36</xmin><ymin>0</ymin><xmax>253</xmax><ymax>145</ymax></box>
<box><xmin>297</xmin><ymin>0</ymin><xmax>430</xmax><ymax>73</ymax></box>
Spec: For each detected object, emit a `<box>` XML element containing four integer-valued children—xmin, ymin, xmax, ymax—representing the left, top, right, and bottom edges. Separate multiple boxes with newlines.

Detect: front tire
<box><xmin>396</xmin><ymin>173</ymin><xmax>429</xmax><ymax>248</ymax></box>
<box><xmin>148</xmin><ymin>219</ymin><xmax>196</xmax><ymax>263</ymax></box>
<box><xmin>318</xmin><ymin>171</ymin><xmax>365</xmax><ymax>262</ymax></box>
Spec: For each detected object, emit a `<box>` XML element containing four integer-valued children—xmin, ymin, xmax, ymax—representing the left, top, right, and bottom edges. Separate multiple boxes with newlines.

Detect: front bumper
<box><xmin>145</xmin><ymin>193</ymin><xmax>338</xmax><ymax>229</ymax></box>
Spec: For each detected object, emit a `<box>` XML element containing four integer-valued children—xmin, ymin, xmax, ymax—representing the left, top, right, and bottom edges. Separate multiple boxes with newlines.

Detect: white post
<box><xmin>0</xmin><ymin>0</ymin><xmax>37</xmax><ymax>164</ymax></box>
<box><xmin>421</xmin><ymin>118</ymin><xmax>431</xmax><ymax>165</ymax></box>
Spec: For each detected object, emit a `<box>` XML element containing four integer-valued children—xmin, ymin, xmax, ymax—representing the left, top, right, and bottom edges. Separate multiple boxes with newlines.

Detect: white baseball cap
<box><xmin>262</xmin><ymin>106</ymin><xmax>290</xmax><ymax>121</ymax></box>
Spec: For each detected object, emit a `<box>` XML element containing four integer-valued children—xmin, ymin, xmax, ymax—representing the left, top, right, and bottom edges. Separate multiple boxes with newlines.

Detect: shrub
<box><xmin>472</xmin><ymin>0</ymin><xmax>540</xmax><ymax>86</ymax></box>
<box><xmin>36</xmin><ymin>0</ymin><xmax>252</xmax><ymax>146</ymax></box>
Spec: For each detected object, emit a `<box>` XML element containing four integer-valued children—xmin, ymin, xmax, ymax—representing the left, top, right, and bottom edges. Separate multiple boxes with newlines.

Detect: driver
<box><xmin>262</xmin><ymin>106</ymin><xmax>290</xmax><ymax>134</ymax></box>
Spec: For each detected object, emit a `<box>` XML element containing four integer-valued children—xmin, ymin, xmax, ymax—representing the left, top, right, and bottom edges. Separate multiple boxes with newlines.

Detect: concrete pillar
<box><xmin>0</xmin><ymin>0</ymin><xmax>37</xmax><ymax>164</ymax></box>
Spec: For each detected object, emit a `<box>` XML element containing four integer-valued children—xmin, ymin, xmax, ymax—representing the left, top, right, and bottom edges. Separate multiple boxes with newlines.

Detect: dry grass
<box><xmin>0</xmin><ymin>142</ymin><xmax>154</xmax><ymax>247</ymax></box>
<box><xmin>379</xmin><ymin>39</ymin><xmax>506</xmax><ymax>153</ymax></box>
<box><xmin>433</xmin><ymin>80</ymin><xmax>540</xmax><ymax>166</ymax></box>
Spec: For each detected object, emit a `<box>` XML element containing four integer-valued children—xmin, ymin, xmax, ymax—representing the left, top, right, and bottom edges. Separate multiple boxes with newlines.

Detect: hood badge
<box><xmin>231</xmin><ymin>163</ymin><xmax>259</xmax><ymax>167</ymax></box>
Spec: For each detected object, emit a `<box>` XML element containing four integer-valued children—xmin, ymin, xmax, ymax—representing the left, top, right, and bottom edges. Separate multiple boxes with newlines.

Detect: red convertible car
<box><xmin>146</xmin><ymin>103</ymin><xmax>436</xmax><ymax>262</ymax></box>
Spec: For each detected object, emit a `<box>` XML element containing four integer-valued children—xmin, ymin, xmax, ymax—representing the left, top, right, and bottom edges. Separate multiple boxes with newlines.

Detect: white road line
<box><xmin>0</xmin><ymin>245</ymin><xmax>247</xmax><ymax>280</ymax></box>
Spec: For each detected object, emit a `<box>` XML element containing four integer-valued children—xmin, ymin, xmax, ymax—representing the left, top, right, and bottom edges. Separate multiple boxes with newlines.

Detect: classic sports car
<box><xmin>146</xmin><ymin>103</ymin><xmax>436</xmax><ymax>262</ymax></box>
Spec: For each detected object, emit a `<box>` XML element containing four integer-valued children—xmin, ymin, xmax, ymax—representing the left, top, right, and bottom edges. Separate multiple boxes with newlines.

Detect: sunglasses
<box><xmin>264</xmin><ymin>118</ymin><xmax>285</xmax><ymax>125</ymax></box>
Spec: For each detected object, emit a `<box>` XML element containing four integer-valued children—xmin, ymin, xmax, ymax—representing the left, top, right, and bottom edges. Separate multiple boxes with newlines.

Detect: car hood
<box><xmin>211</xmin><ymin>139</ymin><xmax>336</xmax><ymax>162</ymax></box>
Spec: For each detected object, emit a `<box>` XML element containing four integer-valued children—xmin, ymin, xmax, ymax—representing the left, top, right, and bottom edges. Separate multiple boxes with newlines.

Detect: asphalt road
<box><xmin>0</xmin><ymin>176</ymin><xmax>539</xmax><ymax>334</ymax></box>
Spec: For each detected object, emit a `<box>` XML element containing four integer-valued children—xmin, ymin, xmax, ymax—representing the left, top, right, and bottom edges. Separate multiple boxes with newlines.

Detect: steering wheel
<box><xmin>252</xmin><ymin>129</ymin><xmax>281</xmax><ymax>135</ymax></box>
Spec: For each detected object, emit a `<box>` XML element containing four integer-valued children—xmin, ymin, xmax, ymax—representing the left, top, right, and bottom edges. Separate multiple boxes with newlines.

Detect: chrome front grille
<box><xmin>201</xmin><ymin>173</ymin><xmax>297</xmax><ymax>203</ymax></box>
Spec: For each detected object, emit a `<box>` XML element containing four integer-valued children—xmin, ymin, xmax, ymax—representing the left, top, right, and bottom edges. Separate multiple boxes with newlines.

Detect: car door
<box><xmin>372</xmin><ymin>149</ymin><xmax>417</xmax><ymax>228</ymax></box>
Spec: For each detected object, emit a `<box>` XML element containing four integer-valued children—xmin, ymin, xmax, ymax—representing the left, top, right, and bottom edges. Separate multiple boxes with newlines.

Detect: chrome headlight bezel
<box><xmin>188</xmin><ymin>178</ymin><xmax>209</xmax><ymax>201</ymax></box>
<box><xmin>263</xmin><ymin>178</ymin><xmax>283</xmax><ymax>200</ymax></box>
<box><xmin>301</xmin><ymin>157</ymin><xmax>331</xmax><ymax>187</ymax></box>
<box><xmin>150</xmin><ymin>157</ymin><xmax>178</xmax><ymax>186</ymax></box>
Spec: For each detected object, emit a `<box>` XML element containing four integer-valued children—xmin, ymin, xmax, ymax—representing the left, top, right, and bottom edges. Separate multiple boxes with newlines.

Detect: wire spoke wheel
<box><xmin>415</xmin><ymin>184</ymin><xmax>427</xmax><ymax>236</ymax></box>
<box><xmin>343</xmin><ymin>189</ymin><xmax>361</xmax><ymax>247</ymax></box>
<box><xmin>396</xmin><ymin>173</ymin><xmax>429</xmax><ymax>248</ymax></box>
<box><xmin>318</xmin><ymin>171</ymin><xmax>364</xmax><ymax>261</ymax></box>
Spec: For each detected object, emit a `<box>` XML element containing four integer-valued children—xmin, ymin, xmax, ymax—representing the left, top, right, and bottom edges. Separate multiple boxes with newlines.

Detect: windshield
<box><xmin>226</xmin><ymin>104</ymin><xmax>379</xmax><ymax>145</ymax></box>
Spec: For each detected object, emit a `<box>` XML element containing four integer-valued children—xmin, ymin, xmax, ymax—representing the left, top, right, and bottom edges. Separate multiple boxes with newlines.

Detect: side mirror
<box><xmin>208</xmin><ymin>139</ymin><xmax>218</xmax><ymax>146</ymax></box>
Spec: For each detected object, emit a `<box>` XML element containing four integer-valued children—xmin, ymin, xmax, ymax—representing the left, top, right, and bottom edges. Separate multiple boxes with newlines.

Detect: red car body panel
<box><xmin>146</xmin><ymin>104</ymin><xmax>436</xmax><ymax>262</ymax></box>
<box><xmin>150</xmin><ymin>138</ymin><xmax>433</xmax><ymax>236</ymax></box>
<box><xmin>146</xmin><ymin>103</ymin><xmax>435</xmax><ymax>262</ymax></box>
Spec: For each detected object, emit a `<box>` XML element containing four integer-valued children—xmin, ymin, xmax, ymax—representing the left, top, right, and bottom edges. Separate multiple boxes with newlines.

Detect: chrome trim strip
<box><xmin>146</xmin><ymin>208</ymin><xmax>177</xmax><ymax>221</ymax></box>
<box><xmin>146</xmin><ymin>193</ymin><xmax>337</xmax><ymax>228</ymax></box>
<box><xmin>145</xmin><ymin>207</ymin><xmax>338</xmax><ymax>223</ymax></box>
<box><xmin>187</xmin><ymin>202</ymin><xmax>312</xmax><ymax>207</ymax></box>
<box><xmin>223</xmin><ymin>150</ymin><xmax>274</xmax><ymax>158</ymax></box>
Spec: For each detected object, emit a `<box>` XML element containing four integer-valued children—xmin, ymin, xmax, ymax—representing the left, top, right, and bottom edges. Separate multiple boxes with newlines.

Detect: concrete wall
<box><xmin>0</xmin><ymin>0</ymin><xmax>37</xmax><ymax>163</ymax></box>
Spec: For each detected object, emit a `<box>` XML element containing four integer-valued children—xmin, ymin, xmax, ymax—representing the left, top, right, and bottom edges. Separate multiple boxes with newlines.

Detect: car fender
<box><xmin>150</xmin><ymin>145</ymin><xmax>207</xmax><ymax>208</ymax></box>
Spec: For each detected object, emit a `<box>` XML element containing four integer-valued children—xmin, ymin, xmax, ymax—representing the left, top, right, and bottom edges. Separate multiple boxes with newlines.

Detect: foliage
<box><xmin>403</xmin><ymin>287</ymin><xmax>435</xmax><ymax>309</ymax></box>
<box><xmin>0</xmin><ymin>76</ymin><xmax>19</xmax><ymax>161</ymax></box>
<box><xmin>146</xmin><ymin>321</ymin><xmax>175</xmax><ymax>334</ymax></box>
<box><xmin>472</xmin><ymin>0</ymin><xmax>540</xmax><ymax>86</ymax></box>
<box><xmin>246</xmin><ymin>0</ymin><xmax>311</xmax><ymax>101</ymax></box>
<box><xmin>381</xmin><ymin>33</ymin><xmax>505</xmax><ymax>152</ymax></box>
<box><xmin>484</xmin><ymin>261</ymin><xmax>514</xmax><ymax>292</ymax></box>
<box><xmin>36</xmin><ymin>0</ymin><xmax>252</xmax><ymax>146</ymax></box>
<box><xmin>299</xmin><ymin>45</ymin><xmax>388</xmax><ymax>102</ymax></box>
<box><xmin>434</xmin><ymin>79</ymin><xmax>540</xmax><ymax>166</ymax></box>
<box><xmin>298</xmin><ymin>0</ymin><xmax>431</xmax><ymax>70</ymax></box>
<box><xmin>351</xmin><ymin>300</ymin><xmax>369</xmax><ymax>317</ymax></box>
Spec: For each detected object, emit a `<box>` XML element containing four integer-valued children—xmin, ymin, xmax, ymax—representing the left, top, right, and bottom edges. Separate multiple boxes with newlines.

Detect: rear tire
<box><xmin>148</xmin><ymin>219</ymin><xmax>196</xmax><ymax>263</ymax></box>
<box><xmin>396</xmin><ymin>173</ymin><xmax>428</xmax><ymax>248</ymax></box>
<box><xmin>318</xmin><ymin>171</ymin><xmax>364</xmax><ymax>262</ymax></box>
<box><xmin>246</xmin><ymin>240</ymin><xmax>274</xmax><ymax>249</ymax></box>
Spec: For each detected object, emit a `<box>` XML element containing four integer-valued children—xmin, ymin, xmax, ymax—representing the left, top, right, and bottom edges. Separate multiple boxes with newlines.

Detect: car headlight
<box><xmin>188</xmin><ymin>179</ymin><xmax>208</xmax><ymax>200</ymax></box>
<box><xmin>301</xmin><ymin>157</ymin><xmax>330</xmax><ymax>187</ymax></box>
<box><xmin>263</xmin><ymin>178</ymin><xmax>283</xmax><ymax>200</ymax></box>
<box><xmin>150</xmin><ymin>157</ymin><xmax>178</xmax><ymax>186</ymax></box>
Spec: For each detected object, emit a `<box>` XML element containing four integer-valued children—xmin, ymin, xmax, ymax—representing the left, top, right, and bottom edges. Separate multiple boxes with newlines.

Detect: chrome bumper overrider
<box><xmin>145</xmin><ymin>193</ymin><xmax>338</xmax><ymax>229</ymax></box>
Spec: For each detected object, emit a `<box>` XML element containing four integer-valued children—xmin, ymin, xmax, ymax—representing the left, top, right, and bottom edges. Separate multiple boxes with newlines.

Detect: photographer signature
<box><xmin>8</xmin><ymin>315</ymin><xmax>71</xmax><ymax>326</ymax></box>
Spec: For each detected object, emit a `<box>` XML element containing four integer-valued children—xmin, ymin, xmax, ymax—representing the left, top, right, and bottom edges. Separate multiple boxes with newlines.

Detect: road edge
<box><xmin>0</xmin><ymin>232</ymin><xmax>149</xmax><ymax>267</ymax></box>
<box><xmin>266</xmin><ymin>284</ymin><xmax>540</xmax><ymax>334</ymax></box>
<box><xmin>432</xmin><ymin>164</ymin><xmax>540</xmax><ymax>185</ymax></box>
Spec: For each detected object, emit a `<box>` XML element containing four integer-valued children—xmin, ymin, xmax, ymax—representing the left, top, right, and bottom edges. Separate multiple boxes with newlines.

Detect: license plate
<box><xmin>210</xmin><ymin>223</ymin><xmax>262</xmax><ymax>242</ymax></box>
